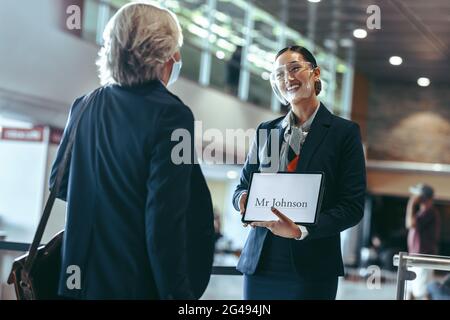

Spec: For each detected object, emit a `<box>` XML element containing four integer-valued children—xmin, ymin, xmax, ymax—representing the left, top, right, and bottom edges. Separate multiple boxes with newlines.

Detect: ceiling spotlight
<box><xmin>389</xmin><ymin>56</ymin><xmax>403</xmax><ymax>66</ymax></box>
<box><xmin>417</xmin><ymin>77</ymin><xmax>430</xmax><ymax>87</ymax></box>
<box><xmin>353</xmin><ymin>29</ymin><xmax>367</xmax><ymax>39</ymax></box>
<box><xmin>215</xmin><ymin>51</ymin><xmax>225</xmax><ymax>60</ymax></box>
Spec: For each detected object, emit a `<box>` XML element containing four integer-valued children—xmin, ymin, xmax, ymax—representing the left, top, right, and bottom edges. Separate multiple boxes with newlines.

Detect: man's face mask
<box><xmin>167</xmin><ymin>56</ymin><xmax>182</xmax><ymax>87</ymax></box>
<box><xmin>269</xmin><ymin>61</ymin><xmax>315</xmax><ymax>105</ymax></box>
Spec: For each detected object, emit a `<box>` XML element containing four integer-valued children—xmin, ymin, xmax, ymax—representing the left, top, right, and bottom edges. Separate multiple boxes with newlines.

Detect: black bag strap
<box><xmin>24</xmin><ymin>91</ymin><xmax>96</xmax><ymax>272</ymax></box>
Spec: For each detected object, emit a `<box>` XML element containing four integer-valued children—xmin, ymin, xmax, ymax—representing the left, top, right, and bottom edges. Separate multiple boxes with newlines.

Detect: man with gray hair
<box><xmin>50</xmin><ymin>2</ymin><xmax>215</xmax><ymax>299</ymax></box>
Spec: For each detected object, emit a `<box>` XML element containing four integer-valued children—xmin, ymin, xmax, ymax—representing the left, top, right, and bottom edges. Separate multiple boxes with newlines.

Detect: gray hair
<box><xmin>97</xmin><ymin>2</ymin><xmax>183</xmax><ymax>87</ymax></box>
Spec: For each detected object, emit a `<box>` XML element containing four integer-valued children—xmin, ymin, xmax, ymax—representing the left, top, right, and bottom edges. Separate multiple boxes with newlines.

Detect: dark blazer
<box><xmin>50</xmin><ymin>81</ymin><xmax>215</xmax><ymax>299</ymax></box>
<box><xmin>233</xmin><ymin>103</ymin><xmax>366</xmax><ymax>278</ymax></box>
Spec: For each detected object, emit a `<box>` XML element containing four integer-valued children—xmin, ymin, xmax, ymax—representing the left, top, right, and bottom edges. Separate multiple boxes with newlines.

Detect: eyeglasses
<box><xmin>271</xmin><ymin>61</ymin><xmax>314</xmax><ymax>83</ymax></box>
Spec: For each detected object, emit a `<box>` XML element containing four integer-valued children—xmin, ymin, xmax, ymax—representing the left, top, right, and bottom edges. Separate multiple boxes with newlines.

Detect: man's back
<box><xmin>51</xmin><ymin>82</ymin><xmax>214</xmax><ymax>299</ymax></box>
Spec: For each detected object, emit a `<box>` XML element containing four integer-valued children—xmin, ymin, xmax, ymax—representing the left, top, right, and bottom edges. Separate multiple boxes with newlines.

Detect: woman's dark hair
<box><xmin>275</xmin><ymin>45</ymin><xmax>321</xmax><ymax>95</ymax></box>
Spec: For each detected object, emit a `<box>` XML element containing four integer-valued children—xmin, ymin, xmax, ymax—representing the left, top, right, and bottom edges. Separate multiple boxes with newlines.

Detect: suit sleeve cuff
<box><xmin>236</xmin><ymin>191</ymin><xmax>247</xmax><ymax>212</ymax></box>
<box><xmin>295</xmin><ymin>225</ymin><xmax>309</xmax><ymax>240</ymax></box>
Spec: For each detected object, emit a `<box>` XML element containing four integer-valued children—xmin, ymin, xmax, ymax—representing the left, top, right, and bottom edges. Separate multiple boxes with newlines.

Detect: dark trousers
<box><xmin>243</xmin><ymin>233</ymin><xmax>339</xmax><ymax>300</ymax></box>
<box><xmin>244</xmin><ymin>274</ymin><xmax>338</xmax><ymax>300</ymax></box>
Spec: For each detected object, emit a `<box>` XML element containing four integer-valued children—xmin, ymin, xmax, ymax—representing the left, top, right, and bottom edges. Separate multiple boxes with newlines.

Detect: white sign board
<box><xmin>242</xmin><ymin>172</ymin><xmax>324</xmax><ymax>225</ymax></box>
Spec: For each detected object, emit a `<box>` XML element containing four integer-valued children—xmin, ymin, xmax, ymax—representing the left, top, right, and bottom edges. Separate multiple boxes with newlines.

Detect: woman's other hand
<box><xmin>239</xmin><ymin>192</ymin><xmax>248</xmax><ymax>227</ymax></box>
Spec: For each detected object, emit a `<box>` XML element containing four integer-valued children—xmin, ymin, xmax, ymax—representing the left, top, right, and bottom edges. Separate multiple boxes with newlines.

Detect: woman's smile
<box><xmin>286</xmin><ymin>83</ymin><xmax>300</xmax><ymax>94</ymax></box>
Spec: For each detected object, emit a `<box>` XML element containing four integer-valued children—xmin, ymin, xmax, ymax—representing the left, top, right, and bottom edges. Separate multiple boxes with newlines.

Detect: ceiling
<box><xmin>254</xmin><ymin>0</ymin><xmax>450</xmax><ymax>84</ymax></box>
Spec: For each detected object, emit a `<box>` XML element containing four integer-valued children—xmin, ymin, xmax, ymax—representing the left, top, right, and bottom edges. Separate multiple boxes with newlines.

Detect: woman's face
<box><xmin>273</xmin><ymin>50</ymin><xmax>320</xmax><ymax>102</ymax></box>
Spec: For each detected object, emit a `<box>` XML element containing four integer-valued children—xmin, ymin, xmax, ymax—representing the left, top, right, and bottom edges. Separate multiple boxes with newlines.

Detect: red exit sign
<box><xmin>0</xmin><ymin>127</ymin><xmax>44</xmax><ymax>142</ymax></box>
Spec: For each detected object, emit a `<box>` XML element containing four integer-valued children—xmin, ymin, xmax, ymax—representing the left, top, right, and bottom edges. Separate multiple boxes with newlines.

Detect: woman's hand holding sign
<box><xmin>251</xmin><ymin>207</ymin><xmax>302</xmax><ymax>239</ymax></box>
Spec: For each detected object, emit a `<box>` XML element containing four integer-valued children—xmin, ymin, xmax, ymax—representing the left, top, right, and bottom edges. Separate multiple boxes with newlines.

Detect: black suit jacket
<box><xmin>233</xmin><ymin>103</ymin><xmax>366</xmax><ymax>278</ymax></box>
<box><xmin>50</xmin><ymin>81</ymin><xmax>215</xmax><ymax>299</ymax></box>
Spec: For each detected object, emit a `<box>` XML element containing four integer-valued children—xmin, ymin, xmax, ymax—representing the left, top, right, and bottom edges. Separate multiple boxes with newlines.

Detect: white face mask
<box><xmin>167</xmin><ymin>56</ymin><xmax>182</xmax><ymax>87</ymax></box>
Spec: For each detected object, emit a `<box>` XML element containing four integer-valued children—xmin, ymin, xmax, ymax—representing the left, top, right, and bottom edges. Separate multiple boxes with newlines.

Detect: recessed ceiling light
<box><xmin>215</xmin><ymin>51</ymin><xmax>225</xmax><ymax>60</ymax></box>
<box><xmin>417</xmin><ymin>77</ymin><xmax>430</xmax><ymax>87</ymax></box>
<box><xmin>353</xmin><ymin>29</ymin><xmax>367</xmax><ymax>39</ymax></box>
<box><xmin>389</xmin><ymin>56</ymin><xmax>403</xmax><ymax>66</ymax></box>
<box><xmin>308</xmin><ymin>0</ymin><xmax>321</xmax><ymax>3</ymax></box>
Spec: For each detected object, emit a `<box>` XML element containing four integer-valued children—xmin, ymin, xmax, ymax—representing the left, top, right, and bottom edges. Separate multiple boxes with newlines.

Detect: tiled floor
<box><xmin>0</xmin><ymin>274</ymin><xmax>402</xmax><ymax>300</ymax></box>
<box><xmin>201</xmin><ymin>275</ymin><xmax>397</xmax><ymax>300</ymax></box>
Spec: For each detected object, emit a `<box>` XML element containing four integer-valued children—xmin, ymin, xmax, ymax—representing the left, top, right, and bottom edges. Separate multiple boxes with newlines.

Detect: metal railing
<box><xmin>393</xmin><ymin>252</ymin><xmax>450</xmax><ymax>300</ymax></box>
<box><xmin>0</xmin><ymin>241</ymin><xmax>29</xmax><ymax>252</ymax></box>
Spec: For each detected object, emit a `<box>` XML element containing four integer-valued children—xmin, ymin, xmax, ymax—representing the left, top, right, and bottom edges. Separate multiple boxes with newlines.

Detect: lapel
<box><xmin>276</xmin><ymin>120</ymin><xmax>286</xmax><ymax>155</ymax></box>
<box><xmin>296</xmin><ymin>103</ymin><xmax>332</xmax><ymax>172</ymax></box>
<box><xmin>262</xmin><ymin>118</ymin><xmax>285</xmax><ymax>161</ymax></box>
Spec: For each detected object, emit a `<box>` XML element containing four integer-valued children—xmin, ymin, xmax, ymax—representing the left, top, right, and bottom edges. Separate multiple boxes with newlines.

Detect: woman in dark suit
<box><xmin>50</xmin><ymin>3</ymin><xmax>214</xmax><ymax>299</ymax></box>
<box><xmin>233</xmin><ymin>46</ymin><xmax>367</xmax><ymax>300</ymax></box>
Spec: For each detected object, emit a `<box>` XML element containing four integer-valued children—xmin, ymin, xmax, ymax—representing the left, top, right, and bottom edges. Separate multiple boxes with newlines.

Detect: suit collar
<box><xmin>280</xmin><ymin>101</ymin><xmax>321</xmax><ymax>130</ymax></box>
<box><xmin>295</xmin><ymin>103</ymin><xmax>332</xmax><ymax>171</ymax></box>
<box><xmin>112</xmin><ymin>79</ymin><xmax>166</xmax><ymax>95</ymax></box>
<box><xmin>311</xmin><ymin>102</ymin><xmax>333</xmax><ymax>128</ymax></box>
<box><xmin>267</xmin><ymin>103</ymin><xmax>331</xmax><ymax>168</ymax></box>
<box><xmin>258</xmin><ymin>103</ymin><xmax>332</xmax><ymax>171</ymax></box>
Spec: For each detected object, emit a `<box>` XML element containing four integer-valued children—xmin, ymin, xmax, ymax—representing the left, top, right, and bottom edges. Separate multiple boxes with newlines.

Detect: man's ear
<box><xmin>161</xmin><ymin>58</ymin><xmax>174</xmax><ymax>86</ymax></box>
<box><xmin>173</xmin><ymin>50</ymin><xmax>181</xmax><ymax>62</ymax></box>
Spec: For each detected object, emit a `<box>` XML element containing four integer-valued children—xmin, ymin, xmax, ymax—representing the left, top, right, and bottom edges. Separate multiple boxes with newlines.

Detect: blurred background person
<box><xmin>225</xmin><ymin>45</ymin><xmax>242</xmax><ymax>96</ymax></box>
<box><xmin>50</xmin><ymin>2</ymin><xmax>214</xmax><ymax>300</ymax></box>
<box><xmin>360</xmin><ymin>233</ymin><xmax>404</xmax><ymax>273</ymax></box>
<box><xmin>405</xmin><ymin>183</ymin><xmax>440</xmax><ymax>299</ymax></box>
<box><xmin>213</xmin><ymin>209</ymin><xmax>223</xmax><ymax>245</ymax></box>
<box><xmin>427</xmin><ymin>274</ymin><xmax>450</xmax><ymax>300</ymax></box>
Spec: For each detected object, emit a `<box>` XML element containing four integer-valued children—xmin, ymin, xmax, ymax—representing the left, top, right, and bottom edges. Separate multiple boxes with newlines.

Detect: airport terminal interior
<box><xmin>0</xmin><ymin>0</ymin><xmax>449</xmax><ymax>300</ymax></box>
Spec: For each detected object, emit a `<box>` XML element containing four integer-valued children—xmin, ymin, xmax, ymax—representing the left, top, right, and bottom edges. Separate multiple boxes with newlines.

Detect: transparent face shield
<box><xmin>269</xmin><ymin>61</ymin><xmax>315</xmax><ymax>105</ymax></box>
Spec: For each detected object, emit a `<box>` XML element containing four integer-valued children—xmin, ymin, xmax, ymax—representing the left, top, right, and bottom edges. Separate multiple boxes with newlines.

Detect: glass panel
<box><xmin>109</xmin><ymin>0</ymin><xmax>128</xmax><ymax>7</ymax></box>
<box><xmin>210</xmin><ymin>54</ymin><xmax>228</xmax><ymax>91</ymax></box>
<box><xmin>334</xmin><ymin>68</ymin><xmax>344</xmax><ymax>115</ymax></box>
<box><xmin>166</xmin><ymin>0</ymin><xmax>210</xmax><ymax>49</ymax></box>
<box><xmin>82</xmin><ymin>0</ymin><xmax>99</xmax><ymax>43</ymax></box>
<box><xmin>216</xmin><ymin>0</ymin><xmax>247</xmax><ymax>26</ymax></box>
<box><xmin>210</xmin><ymin>0</ymin><xmax>246</xmax><ymax>95</ymax></box>
<box><xmin>82</xmin><ymin>0</ymin><xmax>117</xmax><ymax>45</ymax></box>
<box><xmin>79</xmin><ymin>0</ymin><xmax>351</xmax><ymax>111</ymax></box>
<box><xmin>246</xmin><ymin>8</ymin><xmax>278</xmax><ymax>109</ymax></box>
<box><xmin>180</xmin><ymin>43</ymin><xmax>202</xmax><ymax>81</ymax></box>
<box><xmin>248</xmin><ymin>72</ymin><xmax>271</xmax><ymax>108</ymax></box>
<box><xmin>164</xmin><ymin>0</ymin><xmax>208</xmax><ymax>81</ymax></box>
